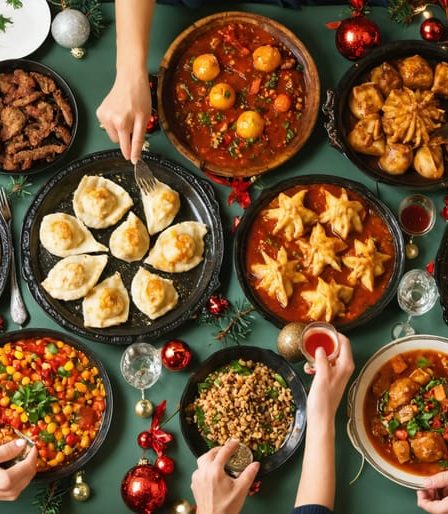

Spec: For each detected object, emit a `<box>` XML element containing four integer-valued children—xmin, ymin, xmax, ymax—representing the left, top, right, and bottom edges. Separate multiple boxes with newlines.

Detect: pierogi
<box><xmin>73</xmin><ymin>175</ymin><xmax>133</xmax><ymax>229</ymax></box>
<box><xmin>82</xmin><ymin>272</ymin><xmax>129</xmax><ymax>328</ymax></box>
<box><xmin>131</xmin><ymin>267</ymin><xmax>178</xmax><ymax>320</ymax></box>
<box><xmin>141</xmin><ymin>179</ymin><xmax>180</xmax><ymax>235</ymax></box>
<box><xmin>109</xmin><ymin>212</ymin><xmax>150</xmax><ymax>262</ymax></box>
<box><xmin>145</xmin><ymin>221</ymin><xmax>207</xmax><ymax>273</ymax></box>
<box><xmin>40</xmin><ymin>213</ymin><xmax>108</xmax><ymax>258</ymax></box>
<box><xmin>41</xmin><ymin>254</ymin><xmax>108</xmax><ymax>301</ymax></box>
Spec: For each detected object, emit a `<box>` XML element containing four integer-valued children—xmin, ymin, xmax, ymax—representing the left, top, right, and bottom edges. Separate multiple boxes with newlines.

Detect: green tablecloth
<box><xmin>2</xmin><ymin>3</ymin><xmax>448</xmax><ymax>513</ymax></box>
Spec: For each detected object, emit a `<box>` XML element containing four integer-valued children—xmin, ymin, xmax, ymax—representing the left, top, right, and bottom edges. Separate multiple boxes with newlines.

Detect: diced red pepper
<box><xmin>395</xmin><ymin>429</ymin><xmax>408</xmax><ymax>440</ymax></box>
<box><xmin>249</xmin><ymin>78</ymin><xmax>261</xmax><ymax>95</ymax></box>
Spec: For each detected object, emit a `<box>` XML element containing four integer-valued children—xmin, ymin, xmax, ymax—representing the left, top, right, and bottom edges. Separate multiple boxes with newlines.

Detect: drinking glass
<box><xmin>398</xmin><ymin>195</ymin><xmax>436</xmax><ymax>259</ymax></box>
<box><xmin>391</xmin><ymin>269</ymin><xmax>439</xmax><ymax>339</ymax></box>
<box><xmin>299</xmin><ymin>321</ymin><xmax>340</xmax><ymax>370</ymax></box>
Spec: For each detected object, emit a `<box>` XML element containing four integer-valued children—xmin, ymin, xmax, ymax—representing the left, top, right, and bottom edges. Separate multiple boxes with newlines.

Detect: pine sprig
<box><xmin>32</xmin><ymin>480</ymin><xmax>69</xmax><ymax>514</ymax></box>
<box><xmin>6</xmin><ymin>0</ymin><xmax>23</xmax><ymax>9</ymax></box>
<box><xmin>387</xmin><ymin>0</ymin><xmax>416</xmax><ymax>24</ymax></box>
<box><xmin>0</xmin><ymin>15</ymin><xmax>12</xmax><ymax>32</ymax></box>
<box><xmin>7</xmin><ymin>176</ymin><xmax>32</xmax><ymax>198</ymax></box>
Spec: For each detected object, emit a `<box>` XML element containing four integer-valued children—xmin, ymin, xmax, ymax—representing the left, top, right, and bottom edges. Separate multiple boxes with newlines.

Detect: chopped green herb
<box><xmin>198</xmin><ymin>382</ymin><xmax>212</xmax><ymax>393</ymax></box>
<box><xmin>211</xmin><ymin>413</ymin><xmax>221</xmax><ymax>424</ymax></box>
<box><xmin>215</xmin><ymin>112</ymin><xmax>224</xmax><ymax>122</ymax></box>
<box><xmin>283</xmin><ymin>121</ymin><xmax>290</xmax><ymax>129</ymax></box>
<box><xmin>230</xmin><ymin>360</ymin><xmax>252</xmax><ymax>376</ymax></box>
<box><xmin>39</xmin><ymin>431</ymin><xmax>55</xmax><ymax>444</ymax></box>
<box><xmin>388</xmin><ymin>418</ymin><xmax>400</xmax><ymax>434</ymax></box>
<box><xmin>267</xmin><ymin>388</ymin><xmax>279</xmax><ymax>399</ymax></box>
<box><xmin>295</xmin><ymin>111</ymin><xmax>303</xmax><ymax>120</ymax></box>
<box><xmin>190</xmin><ymin>72</ymin><xmax>199</xmax><ymax>82</ymax></box>
<box><xmin>296</xmin><ymin>63</ymin><xmax>304</xmax><ymax>71</ymax></box>
<box><xmin>56</xmin><ymin>439</ymin><xmax>66</xmax><ymax>451</ymax></box>
<box><xmin>205</xmin><ymin>438</ymin><xmax>218</xmax><ymax>449</ymax></box>
<box><xmin>179</xmin><ymin>83</ymin><xmax>193</xmax><ymax>101</ymax></box>
<box><xmin>274</xmin><ymin>374</ymin><xmax>287</xmax><ymax>388</ymax></box>
<box><xmin>425</xmin><ymin>379</ymin><xmax>446</xmax><ymax>392</ymax></box>
<box><xmin>11</xmin><ymin>382</ymin><xmax>57</xmax><ymax>424</ymax></box>
<box><xmin>254</xmin><ymin>442</ymin><xmax>275</xmax><ymax>460</ymax></box>
<box><xmin>417</xmin><ymin>357</ymin><xmax>432</xmax><ymax>368</ymax></box>
<box><xmin>195</xmin><ymin>406</ymin><xmax>208</xmax><ymax>432</ymax></box>
<box><xmin>378</xmin><ymin>391</ymin><xmax>389</xmax><ymax>414</ymax></box>
<box><xmin>264</xmin><ymin>73</ymin><xmax>279</xmax><ymax>90</ymax></box>
<box><xmin>285</xmin><ymin>128</ymin><xmax>296</xmax><ymax>144</ymax></box>
<box><xmin>224</xmin><ymin>89</ymin><xmax>231</xmax><ymax>99</ymax></box>
<box><xmin>198</xmin><ymin>112</ymin><xmax>211</xmax><ymax>126</ymax></box>
<box><xmin>228</xmin><ymin>139</ymin><xmax>240</xmax><ymax>158</ymax></box>
<box><xmin>46</xmin><ymin>343</ymin><xmax>58</xmax><ymax>355</ymax></box>
<box><xmin>265</xmin><ymin>235</ymin><xmax>280</xmax><ymax>249</ymax></box>
<box><xmin>406</xmin><ymin>418</ymin><xmax>419</xmax><ymax>438</ymax></box>
<box><xmin>58</xmin><ymin>366</ymin><xmax>71</xmax><ymax>378</ymax></box>
<box><xmin>213</xmin><ymin>378</ymin><xmax>222</xmax><ymax>387</ymax></box>
<box><xmin>439</xmin><ymin>460</ymin><xmax>448</xmax><ymax>469</ymax></box>
<box><xmin>0</xmin><ymin>363</ymin><xmax>5</xmax><ymax>374</ymax></box>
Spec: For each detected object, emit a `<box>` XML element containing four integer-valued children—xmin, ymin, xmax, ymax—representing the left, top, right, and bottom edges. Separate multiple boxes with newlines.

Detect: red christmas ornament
<box><xmin>154</xmin><ymin>455</ymin><xmax>175</xmax><ymax>475</ymax></box>
<box><xmin>161</xmin><ymin>340</ymin><xmax>192</xmax><ymax>371</ymax></box>
<box><xmin>442</xmin><ymin>205</ymin><xmax>448</xmax><ymax>221</ymax></box>
<box><xmin>121</xmin><ymin>458</ymin><xmax>167</xmax><ymax>513</ymax></box>
<box><xmin>336</xmin><ymin>16</ymin><xmax>381</xmax><ymax>61</ymax></box>
<box><xmin>206</xmin><ymin>295</ymin><xmax>230</xmax><ymax>317</ymax></box>
<box><xmin>148</xmin><ymin>401</ymin><xmax>174</xmax><ymax>456</ymax></box>
<box><xmin>426</xmin><ymin>260</ymin><xmax>435</xmax><ymax>275</ymax></box>
<box><xmin>420</xmin><ymin>17</ymin><xmax>446</xmax><ymax>42</ymax></box>
<box><xmin>146</xmin><ymin>111</ymin><xmax>159</xmax><ymax>133</ymax></box>
<box><xmin>137</xmin><ymin>431</ymin><xmax>153</xmax><ymax>449</ymax></box>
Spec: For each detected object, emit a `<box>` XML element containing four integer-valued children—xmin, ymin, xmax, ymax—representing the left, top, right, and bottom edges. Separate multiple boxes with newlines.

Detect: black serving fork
<box><xmin>134</xmin><ymin>159</ymin><xmax>157</xmax><ymax>195</ymax></box>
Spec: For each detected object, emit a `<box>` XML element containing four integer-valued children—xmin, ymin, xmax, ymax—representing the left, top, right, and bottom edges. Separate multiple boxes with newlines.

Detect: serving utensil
<box><xmin>134</xmin><ymin>159</ymin><xmax>157</xmax><ymax>194</ymax></box>
<box><xmin>0</xmin><ymin>188</ymin><xmax>28</xmax><ymax>326</ymax></box>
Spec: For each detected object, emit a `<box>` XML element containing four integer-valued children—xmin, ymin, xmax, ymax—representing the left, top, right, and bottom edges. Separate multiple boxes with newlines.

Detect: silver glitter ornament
<box><xmin>51</xmin><ymin>9</ymin><xmax>90</xmax><ymax>49</ymax></box>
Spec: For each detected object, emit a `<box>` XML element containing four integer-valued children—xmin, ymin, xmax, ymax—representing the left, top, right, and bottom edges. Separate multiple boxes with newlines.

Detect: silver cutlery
<box><xmin>0</xmin><ymin>188</ymin><xmax>28</xmax><ymax>326</ymax></box>
<box><xmin>134</xmin><ymin>159</ymin><xmax>157</xmax><ymax>195</ymax></box>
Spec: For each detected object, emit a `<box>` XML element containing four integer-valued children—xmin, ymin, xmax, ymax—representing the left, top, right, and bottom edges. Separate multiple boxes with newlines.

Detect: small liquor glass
<box><xmin>398</xmin><ymin>195</ymin><xmax>436</xmax><ymax>259</ymax></box>
<box><xmin>299</xmin><ymin>322</ymin><xmax>340</xmax><ymax>371</ymax></box>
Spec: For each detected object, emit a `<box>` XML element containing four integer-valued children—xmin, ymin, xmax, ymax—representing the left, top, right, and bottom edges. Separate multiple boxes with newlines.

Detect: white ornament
<box><xmin>51</xmin><ymin>9</ymin><xmax>90</xmax><ymax>49</ymax></box>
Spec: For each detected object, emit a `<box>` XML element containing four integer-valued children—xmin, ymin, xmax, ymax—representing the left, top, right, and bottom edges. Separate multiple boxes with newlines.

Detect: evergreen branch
<box><xmin>32</xmin><ymin>480</ymin><xmax>69</xmax><ymax>514</ymax></box>
<box><xmin>7</xmin><ymin>176</ymin><xmax>32</xmax><ymax>198</ymax></box>
<box><xmin>6</xmin><ymin>0</ymin><xmax>23</xmax><ymax>9</ymax></box>
<box><xmin>213</xmin><ymin>300</ymin><xmax>256</xmax><ymax>344</ymax></box>
<box><xmin>0</xmin><ymin>15</ymin><xmax>12</xmax><ymax>32</ymax></box>
<box><xmin>387</xmin><ymin>0</ymin><xmax>417</xmax><ymax>24</ymax></box>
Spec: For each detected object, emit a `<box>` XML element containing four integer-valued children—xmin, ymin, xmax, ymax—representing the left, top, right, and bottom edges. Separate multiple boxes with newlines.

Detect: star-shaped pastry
<box><xmin>342</xmin><ymin>238</ymin><xmax>391</xmax><ymax>292</ymax></box>
<box><xmin>264</xmin><ymin>190</ymin><xmax>318</xmax><ymax>241</ymax></box>
<box><xmin>251</xmin><ymin>246</ymin><xmax>307</xmax><ymax>308</ymax></box>
<box><xmin>319</xmin><ymin>188</ymin><xmax>364</xmax><ymax>240</ymax></box>
<box><xmin>301</xmin><ymin>277</ymin><xmax>353</xmax><ymax>322</ymax></box>
<box><xmin>297</xmin><ymin>223</ymin><xmax>347</xmax><ymax>276</ymax></box>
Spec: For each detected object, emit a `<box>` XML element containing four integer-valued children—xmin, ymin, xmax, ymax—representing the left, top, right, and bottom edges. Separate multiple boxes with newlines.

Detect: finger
<box><xmin>0</xmin><ymin>439</ymin><xmax>27</xmax><ymax>463</ymax></box>
<box><xmin>416</xmin><ymin>495</ymin><xmax>448</xmax><ymax>514</ymax></box>
<box><xmin>418</xmin><ymin>488</ymin><xmax>435</xmax><ymax>501</ymax></box>
<box><xmin>103</xmin><ymin>124</ymin><xmax>119</xmax><ymax>144</ymax></box>
<box><xmin>425</xmin><ymin>472</ymin><xmax>448</xmax><ymax>490</ymax></box>
<box><xmin>7</xmin><ymin>447</ymin><xmax>37</xmax><ymax>491</ymax></box>
<box><xmin>237</xmin><ymin>461</ymin><xmax>260</xmax><ymax>490</ymax></box>
<box><xmin>214</xmin><ymin>439</ymin><xmax>241</xmax><ymax>468</ymax></box>
<box><xmin>118</xmin><ymin>128</ymin><xmax>132</xmax><ymax>161</ymax></box>
<box><xmin>336</xmin><ymin>334</ymin><xmax>355</xmax><ymax>376</ymax></box>
<box><xmin>130</xmin><ymin>117</ymin><xmax>147</xmax><ymax>165</ymax></box>
<box><xmin>314</xmin><ymin>347</ymin><xmax>329</xmax><ymax>380</ymax></box>
<box><xmin>197</xmin><ymin>446</ymin><xmax>221</xmax><ymax>468</ymax></box>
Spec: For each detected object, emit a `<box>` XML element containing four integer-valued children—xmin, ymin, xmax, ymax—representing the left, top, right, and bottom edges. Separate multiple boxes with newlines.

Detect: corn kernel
<box><xmin>48</xmin><ymin>442</ymin><xmax>55</xmax><ymax>451</ymax></box>
<box><xmin>21</xmin><ymin>376</ymin><xmax>31</xmax><ymax>386</ymax></box>
<box><xmin>52</xmin><ymin>404</ymin><xmax>61</xmax><ymax>414</ymax></box>
<box><xmin>81</xmin><ymin>370</ymin><xmax>90</xmax><ymax>380</ymax></box>
<box><xmin>55</xmin><ymin>452</ymin><xmax>65</xmax><ymax>464</ymax></box>
<box><xmin>80</xmin><ymin>435</ymin><xmax>90</xmax><ymax>448</ymax></box>
<box><xmin>63</xmin><ymin>445</ymin><xmax>73</xmax><ymax>456</ymax></box>
<box><xmin>12</xmin><ymin>371</ymin><xmax>22</xmax><ymax>382</ymax></box>
<box><xmin>56</xmin><ymin>341</ymin><xmax>64</xmax><ymax>348</ymax></box>
<box><xmin>6</xmin><ymin>366</ymin><xmax>14</xmax><ymax>375</ymax></box>
<box><xmin>55</xmin><ymin>384</ymin><xmax>64</xmax><ymax>393</ymax></box>
<box><xmin>14</xmin><ymin>351</ymin><xmax>23</xmax><ymax>360</ymax></box>
<box><xmin>63</xmin><ymin>405</ymin><xmax>73</xmax><ymax>416</ymax></box>
<box><xmin>0</xmin><ymin>396</ymin><xmax>10</xmax><ymax>407</ymax></box>
<box><xmin>54</xmin><ymin>430</ymin><xmax>63</xmax><ymax>441</ymax></box>
<box><xmin>64</xmin><ymin>361</ymin><xmax>74</xmax><ymax>371</ymax></box>
<box><xmin>20</xmin><ymin>412</ymin><xmax>28</xmax><ymax>423</ymax></box>
<box><xmin>44</xmin><ymin>415</ymin><xmax>52</xmax><ymax>424</ymax></box>
<box><xmin>47</xmin><ymin>422</ymin><xmax>57</xmax><ymax>434</ymax></box>
<box><xmin>15</xmin><ymin>406</ymin><xmax>24</xmax><ymax>414</ymax></box>
<box><xmin>70</xmin><ymin>423</ymin><xmax>79</xmax><ymax>433</ymax></box>
<box><xmin>75</xmin><ymin>383</ymin><xmax>87</xmax><ymax>394</ymax></box>
<box><xmin>48</xmin><ymin>459</ymin><xmax>58</xmax><ymax>467</ymax></box>
<box><xmin>62</xmin><ymin>427</ymin><xmax>71</xmax><ymax>436</ymax></box>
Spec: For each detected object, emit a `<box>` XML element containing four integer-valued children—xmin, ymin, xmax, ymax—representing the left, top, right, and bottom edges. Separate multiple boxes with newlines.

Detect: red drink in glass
<box><xmin>300</xmin><ymin>322</ymin><xmax>339</xmax><ymax>368</ymax></box>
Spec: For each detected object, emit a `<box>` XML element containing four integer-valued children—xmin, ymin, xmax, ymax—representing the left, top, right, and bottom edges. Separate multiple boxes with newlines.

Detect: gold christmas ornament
<box><xmin>71</xmin><ymin>47</ymin><xmax>85</xmax><ymax>59</ymax></box>
<box><xmin>71</xmin><ymin>471</ymin><xmax>91</xmax><ymax>502</ymax></box>
<box><xmin>135</xmin><ymin>398</ymin><xmax>154</xmax><ymax>418</ymax></box>
<box><xmin>276</xmin><ymin>322</ymin><xmax>305</xmax><ymax>362</ymax></box>
<box><xmin>170</xmin><ymin>499</ymin><xmax>194</xmax><ymax>514</ymax></box>
<box><xmin>405</xmin><ymin>242</ymin><xmax>419</xmax><ymax>259</ymax></box>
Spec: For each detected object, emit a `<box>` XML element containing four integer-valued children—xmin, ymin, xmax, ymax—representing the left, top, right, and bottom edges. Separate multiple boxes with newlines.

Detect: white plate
<box><xmin>347</xmin><ymin>335</ymin><xmax>448</xmax><ymax>489</ymax></box>
<box><xmin>0</xmin><ymin>0</ymin><xmax>51</xmax><ymax>60</ymax></box>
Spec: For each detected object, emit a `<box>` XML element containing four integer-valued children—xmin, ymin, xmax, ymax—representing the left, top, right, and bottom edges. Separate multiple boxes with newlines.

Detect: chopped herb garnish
<box><xmin>274</xmin><ymin>374</ymin><xmax>287</xmax><ymax>388</ymax></box>
<box><xmin>406</xmin><ymin>418</ymin><xmax>419</xmax><ymax>438</ymax></box>
<box><xmin>388</xmin><ymin>418</ymin><xmax>400</xmax><ymax>434</ymax></box>
<box><xmin>254</xmin><ymin>442</ymin><xmax>275</xmax><ymax>460</ymax></box>
<box><xmin>205</xmin><ymin>438</ymin><xmax>218</xmax><ymax>449</ymax></box>
<box><xmin>267</xmin><ymin>388</ymin><xmax>279</xmax><ymax>399</ymax></box>
<box><xmin>296</xmin><ymin>63</ymin><xmax>304</xmax><ymax>71</ymax></box>
<box><xmin>285</xmin><ymin>128</ymin><xmax>296</xmax><ymax>144</ymax></box>
<box><xmin>224</xmin><ymin>89</ymin><xmax>231</xmax><ymax>99</ymax></box>
<box><xmin>58</xmin><ymin>366</ymin><xmax>71</xmax><ymax>378</ymax></box>
<box><xmin>39</xmin><ymin>431</ymin><xmax>55</xmax><ymax>444</ymax></box>
<box><xmin>439</xmin><ymin>460</ymin><xmax>448</xmax><ymax>469</ymax></box>
<box><xmin>425</xmin><ymin>378</ymin><xmax>446</xmax><ymax>392</ymax></box>
<box><xmin>230</xmin><ymin>360</ymin><xmax>252</xmax><ymax>376</ymax></box>
<box><xmin>283</xmin><ymin>121</ymin><xmax>290</xmax><ymax>129</ymax></box>
<box><xmin>0</xmin><ymin>363</ymin><xmax>5</xmax><ymax>374</ymax></box>
<box><xmin>378</xmin><ymin>391</ymin><xmax>389</xmax><ymax>414</ymax></box>
<box><xmin>215</xmin><ymin>112</ymin><xmax>224</xmax><ymax>122</ymax></box>
<box><xmin>190</xmin><ymin>72</ymin><xmax>199</xmax><ymax>82</ymax></box>
<box><xmin>417</xmin><ymin>357</ymin><xmax>432</xmax><ymax>368</ymax></box>
<box><xmin>179</xmin><ymin>83</ymin><xmax>193</xmax><ymax>101</ymax></box>
<box><xmin>198</xmin><ymin>112</ymin><xmax>211</xmax><ymax>126</ymax></box>
<box><xmin>46</xmin><ymin>343</ymin><xmax>58</xmax><ymax>355</ymax></box>
<box><xmin>198</xmin><ymin>381</ymin><xmax>212</xmax><ymax>393</ymax></box>
<box><xmin>12</xmin><ymin>382</ymin><xmax>57</xmax><ymax>424</ymax></box>
<box><xmin>264</xmin><ymin>73</ymin><xmax>279</xmax><ymax>90</ymax></box>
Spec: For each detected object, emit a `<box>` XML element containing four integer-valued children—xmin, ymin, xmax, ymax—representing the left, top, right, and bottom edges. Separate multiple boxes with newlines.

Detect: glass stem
<box><xmin>140</xmin><ymin>389</ymin><xmax>145</xmax><ymax>400</ymax></box>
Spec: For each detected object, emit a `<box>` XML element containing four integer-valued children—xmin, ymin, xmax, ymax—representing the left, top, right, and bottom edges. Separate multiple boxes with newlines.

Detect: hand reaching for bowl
<box><xmin>0</xmin><ymin>440</ymin><xmax>37</xmax><ymax>501</ymax></box>
<box><xmin>417</xmin><ymin>472</ymin><xmax>448</xmax><ymax>514</ymax></box>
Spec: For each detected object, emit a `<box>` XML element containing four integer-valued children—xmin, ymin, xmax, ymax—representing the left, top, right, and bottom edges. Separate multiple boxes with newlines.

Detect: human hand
<box><xmin>417</xmin><ymin>472</ymin><xmax>448</xmax><ymax>514</ymax></box>
<box><xmin>96</xmin><ymin>71</ymin><xmax>151</xmax><ymax>164</ymax></box>
<box><xmin>0</xmin><ymin>439</ymin><xmax>38</xmax><ymax>500</ymax></box>
<box><xmin>191</xmin><ymin>439</ymin><xmax>260</xmax><ymax>514</ymax></box>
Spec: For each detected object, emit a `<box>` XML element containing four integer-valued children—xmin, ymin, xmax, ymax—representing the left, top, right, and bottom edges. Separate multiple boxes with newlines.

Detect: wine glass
<box><xmin>120</xmin><ymin>342</ymin><xmax>162</xmax><ymax>417</ymax></box>
<box><xmin>391</xmin><ymin>269</ymin><xmax>439</xmax><ymax>339</ymax></box>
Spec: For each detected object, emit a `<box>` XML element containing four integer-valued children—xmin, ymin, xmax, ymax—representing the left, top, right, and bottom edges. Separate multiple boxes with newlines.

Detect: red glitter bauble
<box><xmin>206</xmin><ymin>295</ymin><xmax>230</xmax><ymax>316</ymax></box>
<box><xmin>137</xmin><ymin>431</ymin><xmax>153</xmax><ymax>449</ymax></box>
<box><xmin>336</xmin><ymin>16</ymin><xmax>381</xmax><ymax>61</ymax></box>
<box><xmin>121</xmin><ymin>460</ymin><xmax>167</xmax><ymax>513</ymax></box>
<box><xmin>420</xmin><ymin>18</ymin><xmax>446</xmax><ymax>42</ymax></box>
<box><xmin>154</xmin><ymin>455</ymin><xmax>175</xmax><ymax>475</ymax></box>
<box><xmin>161</xmin><ymin>340</ymin><xmax>192</xmax><ymax>371</ymax></box>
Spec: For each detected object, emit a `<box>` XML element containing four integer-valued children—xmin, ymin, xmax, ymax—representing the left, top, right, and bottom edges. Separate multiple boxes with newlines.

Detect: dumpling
<box><xmin>82</xmin><ymin>272</ymin><xmax>129</xmax><ymax>328</ymax></box>
<box><xmin>319</xmin><ymin>188</ymin><xmax>364</xmax><ymax>240</ymax></box>
<box><xmin>370</xmin><ymin>62</ymin><xmax>403</xmax><ymax>97</ymax></box>
<box><xmin>141</xmin><ymin>179</ymin><xmax>180</xmax><ymax>235</ymax></box>
<box><xmin>378</xmin><ymin>143</ymin><xmax>413</xmax><ymax>175</ymax></box>
<box><xmin>145</xmin><ymin>221</ymin><xmax>207</xmax><ymax>273</ymax></box>
<box><xmin>40</xmin><ymin>213</ymin><xmax>108</xmax><ymax>258</ymax></box>
<box><xmin>301</xmin><ymin>277</ymin><xmax>353</xmax><ymax>322</ymax></box>
<box><xmin>348</xmin><ymin>83</ymin><xmax>384</xmax><ymax>119</ymax></box>
<box><xmin>432</xmin><ymin>62</ymin><xmax>448</xmax><ymax>97</ymax></box>
<box><xmin>41</xmin><ymin>254</ymin><xmax>108</xmax><ymax>301</ymax></box>
<box><xmin>347</xmin><ymin>114</ymin><xmax>386</xmax><ymax>156</ymax></box>
<box><xmin>397</xmin><ymin>55</ymin><xmax>433</xmax><ymax>90</ymax></box>
<box><xmin>414</xmin><ymin>145</ymin><xmax>445</xmax><ymax>179</ymax></box>
<box><xmin>109</xmin><ymin>212</ymin><xmax>149</xmax><ymax>262</ymax></box>
<box><xmin>73</xmin><ymin>175</ymin><xmax>133</xmax><ymax>229</ymax></box>
<box><xmin>131</xmin><ymin>268</ymin><xmax>178</xmax><ymax>320</ymax></box>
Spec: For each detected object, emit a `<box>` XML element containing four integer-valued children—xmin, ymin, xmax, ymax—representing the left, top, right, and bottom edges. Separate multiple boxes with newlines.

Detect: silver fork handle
<box><xmin>9</xmin><ymin>246</ymin><xmax>28</xmax><ymax>326</ymax></box>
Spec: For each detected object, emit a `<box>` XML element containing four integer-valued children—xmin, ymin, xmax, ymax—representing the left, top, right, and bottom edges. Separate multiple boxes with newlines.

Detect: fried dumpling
<box><xmin>145</xmin><ymin>221</ymin><xmax>207</xmax><ymax>273</ymax></box>
<box><xmin>73</xmin><ymin>175</ymin><xmax>133</xmax><ymax>229</ymax></box>
<box><xmin>432</xmin><ymin>62</ymin><xmax>448</xmax><ymax>97</ymax></box>
<box><xmin>378</xmin><ymin>143</ymin><xmax>413</xmax><ymax>175</ymax></box>
<box><xmin>251</xmin><ymin>246</ymin><xmax>307</xmax><ymax>308</ymax></box>
<box><xmin>370</xmin><ymin>62</ymin><xmax>403</xmax><ymax>97</ymax></box>
<box><xmin>319</xmin><ymin>188</ymin><xmax>364</xmax><ymax>240</ymax></box>
<box><xmin>348</xmin><ymin>82</ymin><xmax>384</xmax><ymax>119</ymax></box>
<box><xmin>141</xmin><ymin>179</ymin><xmax>180</xmax><ymax>235</ymax></box>
<box><xmin>109</xmin><ymin>212</ymin><xmax>149</xmax><ymax>262</ymax></box>
<box><xmin>301</xmin><ymin>277</ymin><xmax>353</xmax><ymax>323</ymax></box>
<box><xmin>82</xmin><ymin>272</ymin><xmax>129</xmax><ymax>328</ymax></box>
<box><xmin>41</xmin><ymin>254</ymin><xmax>108</xmax><ymax>301</ymax></box>
<box><xmin>297</xmin><ymin>223</ymin><xmax>347</xmax><ymax>276</ymax></box>
<box><xmin>40</xmin><ymin>213</ymin><xmax>108</xmax><ymax>258</ymax></box>
<box><xmin>342</xmin><ymin>238</ymin><xmax>391</xmax><ymax>292</ymax></box>
<box><xmin>263</xmin><ymin>190</ymin><xmax>318</xmax><ymax>241</ymax></box>
<box><xmin>347</xmin><ymin>114</ymin><xmax>386</xmax><ymax>156</ymax></box>
<box><xmin>131</xmin><ymin>268</ymin><xmax>178</xmax><ymax>320</ymax></box>
<box><xmin>397</xmin><ymin>55</ymin><xmax>433</xmax><ymax>90</ymax></box>
<box><xmin>414</xmin><ymin>145</ymin><xmax>445</xmax><ymax>179</ymax></box>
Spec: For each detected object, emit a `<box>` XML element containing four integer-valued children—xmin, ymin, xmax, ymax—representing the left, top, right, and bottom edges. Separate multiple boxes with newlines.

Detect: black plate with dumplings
<box><xmin>0</xmin><ymin>213</ymin><xmax>11</xmax><ymax>300</ymax></box>
<box><xmin>21</xmin><ymin>150</ymin><xmax>224</xmax><ymax>344</ymax></box>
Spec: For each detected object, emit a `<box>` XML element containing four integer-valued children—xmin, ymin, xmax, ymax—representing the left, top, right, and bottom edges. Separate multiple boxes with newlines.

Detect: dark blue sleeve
<box><xmin>291</xmin><ymin>505</ymin><xmax>334</xmax><ymax>514</ymax></box>
<box><xmin>158</xmin><ymin>0</ymin><xmax>388</xmax><ymax>7</ymax></box>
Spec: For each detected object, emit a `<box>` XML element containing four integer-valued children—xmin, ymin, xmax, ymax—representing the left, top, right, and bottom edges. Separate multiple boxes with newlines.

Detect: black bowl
<box><xmin>179</xmin><ymin>346</ymin><xmax>307</xmax><ymax>477</ymax></box>
<box><xmin>435</xmin><ymin>225</ymin><xmax>448</xmax><ymax>326</ymax></box>
<box><xmin>0</xmin><ymin>59</ymin><xmax>78</xmax><ymax>176</ymax></box>
<box><xmin>0</xmin><ymin>328</ymin><xmax>113</xmax><ymax>481</ymax></box>
<box><xmin>234</xmin><ymin>174</ymin><xmax>405</xmax><ymax>331</ymax></box>
<box><xmin>323</xmin><ymin>40</ymin><xmax>448</xmax><ymax>190</ymax></box>
<box><xmin>0</xmin><ymin>213</ymin><xmax>11</xmax><ymax>300</ymax></box>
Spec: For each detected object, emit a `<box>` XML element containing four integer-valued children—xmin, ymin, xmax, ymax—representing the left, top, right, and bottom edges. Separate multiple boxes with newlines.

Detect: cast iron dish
<box><xmin>347</xmin><ymin>334</ymin><xmax>448</xmax><ymax>489</ymax></box>
<box><xmin>0</xmin><ymin>59</ymin><xmax>78</xmax><ymax>176</ymax></box>
<box><xmin>323</xmin><ymin>40</ymin><xmax>448</xmax><ymax>189</ymax></box>
<box><xmin>234</xmin><ymin>174</ymin><xmax>405</xmax><ymax>331</ymax></box>
<box><xmin>179</xmin><ymin>346</ymin><xmax>307</xmax><ymax>477</ymax></box>
<box><xmin>0</xmin><ymin>213</ymin><xmax>11</xmax><ymax>300</ymax></box>
<box><xmin>0</xmin><ymin>328</ymin><xmax>113</xmax><ymax>481</ymax></box>
<box><xmin>21</xmin><ymin>150</ymin><xmax>224</xmax><ymax>345</ymax></box>
<box><xmin>158</xmin><ymin>11</ymin><xmax>320</xmax><ymax>178</ymax></box>
<box><xmin>435</xmin><ymin>225</ymin><xmax>448</xmax><ymax>326</ymax></box>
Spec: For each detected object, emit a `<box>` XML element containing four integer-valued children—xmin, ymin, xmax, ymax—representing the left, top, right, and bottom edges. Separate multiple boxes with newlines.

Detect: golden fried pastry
<box><xmin>342</xmin><ymin>238</ymin><xmax>391</xmax><ymax>292</ymax></box>
<box><xmin>347</xmin><ymin>114</ymin><xmax>386</xmax><ymax>156</ymax></box>
<box><xmin>297</xmin><ymin>223</ymin><xmax>347</xmax><ymax>276</ymax></box>
<box><xmin>348</xmin><ymin>82</ymin><xmax>384</xmax><ymax>119</ymax></box>
<box><xmin>301</xmin><ymin>277</ymin><xmax>353</xmax><ymax>322</ymax></box>
<box><xmin>432</xmin><ymin>62</ymin><xmax>448</xmax><ymax>97</ymax></box>
<box><xmin>397</xmin><ymin>55</ymin><xmax>433</xmax><ymax>90</ymax></box>
<box><xmin>319</xmin><ymin>188</ymin><xmax>364</xmax><ymax>240</ymax></box>
<box><xmin>378</xmin><ymin>143</ymin><xmax>413</xmax><ymax>175</ymax></box>
<box><xmin>264</xmin><ymin>190</ymin><xmax>318</xmax><ymax>241</ymax></box>
<box><xmin>109</xmin><ymin>212</ymin><xmax>150</xmax><ymax>262</ymax></box>
<box><xmin>370</xmin><ymin>62</ymin><xmax>403</xmax><ymax>97</ymax></box>
<box><xmin>251</xmin><ymin>246</ymin><xmax>306</xmax><ymax>308</ymax></box>
<box><xmin>414</xmin><ymin>145</ymin><xmax>445</xmax><ymax>179</ymax></box>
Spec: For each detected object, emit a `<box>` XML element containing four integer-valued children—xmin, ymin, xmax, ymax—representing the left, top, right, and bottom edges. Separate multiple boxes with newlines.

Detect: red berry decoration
<box><xmin>146</xmin><ymin>111</ymin><xmax>159</xmax><ymax>133</ymax></box>
<box><xmin>206</xmin><ymin>295</ymin><xmax>230</xmax><ymax>317</ymax></box>
<box><xmin>121</xmin><ymin>459</ymin><xmax>167</xmax><ymax>513</ymax></box>
<box><xmin>426</xmin><ymin>261</ymin><xmax>435</xmax><ymax>275</ymax></box>
<box><xmin>420</xmin><ymin>17</ymin><xmax>446</xmax><ymax>42</ymax></box>
<box><xmin>154</xmin><ymin>455</ymin><xmax>175</xmax><ymax>475</ymax></box>
<box><xmin>336</xmin><ymin>16</ymin><xmax>381</xmax><ymax>61</ymax></box>
<box><xmin>137</xmin><ymin>431</ymin><xmax>153</xmax><ymax>449</ymax></box>
<box><xmin>161</xmin><ymin>340</ymin><xmax>192</xmax><ymax>371</ymax></box>
<box><xmin>442</xmin><ymin>205</ymin><xmax>448</xmax><ymax>221</ymax></box>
